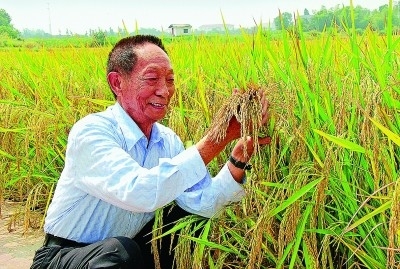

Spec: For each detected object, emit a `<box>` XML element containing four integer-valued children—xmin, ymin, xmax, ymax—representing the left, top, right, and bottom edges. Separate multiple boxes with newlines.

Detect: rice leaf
<box><xmin>268</xmin><ymin>177</ymin><xmax>322</xmax><ymax>218</ymax></box>
<box><xmin>344</xmin><ymin>200</ymin><xmax>391</xmax><ymax>232</ymax></box>
<box><xmin>369</xmin><ymin>117</ymin><xmax>400</xmax><ymax>146</ymax></box>
<box><xmin>313</xmin><ymin>129</ymin><xmax>365</xmax><ymax>153</ymax></box>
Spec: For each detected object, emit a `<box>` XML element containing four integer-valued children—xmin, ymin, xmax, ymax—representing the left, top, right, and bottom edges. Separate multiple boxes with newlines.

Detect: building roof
<box><xmin>168</xmin><ymin>24</ymin><xmax>192</xmax><ymax>28</ymax></box>
<box><xmin>199</xmin><ymin>24</ymin><xmax>234</xmax><ymax>29</ymax></box>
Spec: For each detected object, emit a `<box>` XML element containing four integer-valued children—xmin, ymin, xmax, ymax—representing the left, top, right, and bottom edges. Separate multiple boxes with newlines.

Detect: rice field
<box><xmin>1</xmin><ymin>10</ymin><xmax>399</xmax><ymax>269</ymax></box>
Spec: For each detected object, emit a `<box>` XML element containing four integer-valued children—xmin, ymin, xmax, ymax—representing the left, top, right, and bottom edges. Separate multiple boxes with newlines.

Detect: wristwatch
<box><xmin>229</xmin><ymin>155</ymin><xmax>252</xmax><ymax>170</ymax></box>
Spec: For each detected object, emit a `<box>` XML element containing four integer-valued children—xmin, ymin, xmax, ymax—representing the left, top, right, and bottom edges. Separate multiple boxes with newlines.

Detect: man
<box><xmin>30</xmin><ymin>34</ymin><xmax>271</xmax><ymax>268</ymax></box>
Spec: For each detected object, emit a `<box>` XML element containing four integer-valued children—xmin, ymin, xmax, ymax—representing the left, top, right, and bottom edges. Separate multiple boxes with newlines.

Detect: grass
<box><xmin>1</xmin><ymin>6</ymin><xmax>400</xmax><ymax>268</ymax></box>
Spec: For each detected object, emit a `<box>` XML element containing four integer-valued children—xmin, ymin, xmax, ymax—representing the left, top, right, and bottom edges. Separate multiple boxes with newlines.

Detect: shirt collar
<box><xmin>111</xmin><ymin>102</ymin><xmax>164</xmax><ymax>150</ymax></box>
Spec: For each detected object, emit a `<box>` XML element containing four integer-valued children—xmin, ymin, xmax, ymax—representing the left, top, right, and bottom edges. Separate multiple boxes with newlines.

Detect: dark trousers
<box><xmin>30</xmin><ymin>204</ymin><xmax>192</xmax><ymax>269</ymax></box>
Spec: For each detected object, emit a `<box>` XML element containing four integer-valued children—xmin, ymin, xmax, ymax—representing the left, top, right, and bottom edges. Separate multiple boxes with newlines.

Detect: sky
<box><xmin>1</xmin><ymin>0</ymin><xmax>391</xmax><ymax>35</ymax></box>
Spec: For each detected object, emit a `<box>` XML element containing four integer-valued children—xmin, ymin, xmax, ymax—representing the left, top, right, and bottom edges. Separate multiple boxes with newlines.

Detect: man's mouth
<box><xmin>150</xmin><ymin>102</ymin><xmax>166</xmax><ymax>108</ymax></box>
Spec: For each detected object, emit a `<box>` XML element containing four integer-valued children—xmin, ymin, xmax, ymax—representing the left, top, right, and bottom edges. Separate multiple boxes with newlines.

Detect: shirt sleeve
<box><xmin>175</xmin><ymin>163</ymin><xmax>245</xmax><ymax>218</ymax></box>
<box><xmin>64</xmin><ymin>118</ymin><xmax>210</xmax><ymax>213</ymax></box>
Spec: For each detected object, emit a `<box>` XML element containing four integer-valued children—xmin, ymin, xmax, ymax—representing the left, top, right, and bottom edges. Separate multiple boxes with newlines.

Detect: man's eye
<box><xmin>144</xmin><ymin>77</ymin><xmax>159</xmax><ymax>85</ymax></box>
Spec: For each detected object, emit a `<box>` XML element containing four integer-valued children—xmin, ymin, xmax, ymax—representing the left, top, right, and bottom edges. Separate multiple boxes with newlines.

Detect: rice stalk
<box><xmin>206</xmin><ymin>84</ymin><xmax>265</xmax><ymax>158</ymax></box>
<box><xmin>387</xmin><ymin>177</ymin><xmax>400</xmax><ymax>269</ymax></box>
<box><xmin>152</xmin><ymin>208</ymin><xmax>163</xmax><ymax>269</ymax></box>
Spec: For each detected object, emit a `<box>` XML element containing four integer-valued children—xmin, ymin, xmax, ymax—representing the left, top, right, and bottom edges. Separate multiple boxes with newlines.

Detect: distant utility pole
<box><xmin>47</xmin><ymin>2</ymin><xmax>52</xmax><ymax>35</ymax></box>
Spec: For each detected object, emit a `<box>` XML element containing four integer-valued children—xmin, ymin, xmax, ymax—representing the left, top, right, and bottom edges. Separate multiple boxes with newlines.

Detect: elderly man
<box><xmin>30</xmin><ymin>34</ymin><xmax>270</xmax><ymax>269</ymax></box>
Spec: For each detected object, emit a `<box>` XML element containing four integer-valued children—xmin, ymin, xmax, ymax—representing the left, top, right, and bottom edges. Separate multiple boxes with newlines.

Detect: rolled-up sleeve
<box><xmin>175</xmin><ymin>163</ymin><xmax>245</xmax><ymax>218</ymax></box>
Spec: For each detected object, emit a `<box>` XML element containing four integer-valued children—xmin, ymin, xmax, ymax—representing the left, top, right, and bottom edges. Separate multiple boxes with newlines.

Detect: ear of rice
<box><xmin>206</xmin><ymin>84</ymin><xmax>265</xmax><ymax>158</ymax></box>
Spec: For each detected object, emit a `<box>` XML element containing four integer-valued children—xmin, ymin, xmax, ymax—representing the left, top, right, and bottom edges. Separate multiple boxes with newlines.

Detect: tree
<box><xmin>0</xmin><ymin>9</ymin><xmax>11</xmax><ymax>26</ymax></box>
<box><xmin>274</xmin><ymin>12</ymin><xmax>294</xmax><ymax>30</ymax></box>
<box><xmin>370</xmin><ymin>7</ymin><xmax>387</xmax><ymax>31</ymax></box>
<box><xmin>353</xmin><ymin>6</ymin><xmax>371</xmax><ymax>30</ymax></box>
<box><xmin>308</xmin><ymin>6</ymin><xmax>335</xmax><ymax>31</ymax></box>
<box><xmin>273</xmin><ymin>3</ymin><xmax>393</xmax><ymax>33</ymax></box>
<box><xmin>0</xmin><ymin>9</ymin><xmax>20</xmax><ymax>38</ymax></box>
<box><xmin>90</xmin><ymin>30</ymin><xmax>106</xmax><ymax>47</ymax></box>
<box><xmin>22</xmin><ymin>28</ymin><xmax>51</xmax><ymax>38</ymax></box>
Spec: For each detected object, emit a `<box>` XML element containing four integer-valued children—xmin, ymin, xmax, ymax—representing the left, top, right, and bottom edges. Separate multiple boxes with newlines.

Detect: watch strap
<box><xmin>229</xmin><ymin>155</ymin><xmax>252</xmax><ymax>170</ymax></box>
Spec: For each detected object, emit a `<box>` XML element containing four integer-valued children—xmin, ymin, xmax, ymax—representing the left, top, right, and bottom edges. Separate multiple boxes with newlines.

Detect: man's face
<box><xmin>118</xmin><ymin>43</ymin><xmax>175</xmax><ymax>130</ymax></box>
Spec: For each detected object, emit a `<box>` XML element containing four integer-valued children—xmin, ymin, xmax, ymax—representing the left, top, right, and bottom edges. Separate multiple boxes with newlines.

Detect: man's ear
<box><xmin>107</xmin><ymin>72</ymin><xmax>122</xmax><ymax>97</ymax></box>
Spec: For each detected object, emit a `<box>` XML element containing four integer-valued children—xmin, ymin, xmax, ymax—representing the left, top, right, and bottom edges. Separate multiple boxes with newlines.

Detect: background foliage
<box><xmin>0</xmin><ymin>8</ymin><xmax>20</xmax><ymax>39</ymax></box>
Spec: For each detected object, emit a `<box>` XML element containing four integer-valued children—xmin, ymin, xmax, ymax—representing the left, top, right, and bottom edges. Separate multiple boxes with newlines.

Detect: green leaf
<box><xmin>289</xmin><ymin>203</ymin><xmax>313</xmax><ymax>269</ymax></box>
<box><xmin>0</xmin><ymin>148</ymin><xmax>16</xmax><ymax>160</ymax></box>
<box><xmin>345</xmin><ymin>200</ymin><xmax>392</xmax><ymax>232</ymax></box>
<box><xmin>196</xmin><ymin>219</ymin><xmax>211</xmax><ymax>260</ymax></box>
<box><xmin>369</xmin><ymin>117</ymin><xmax>400</xmax><ymax>146</ymax></box>
<box><xmin>152</xmin><ymin>217</ymin><xmax>206</xmax><ymax>240</ymax></box>
<box><xmin>313</xmin><ymin>129</ymin><xmax>365</xmax><ymax>153</ymax></box>
<box><xmin>298</xmin><ymin>133</ymin><xmax>324</xmax><ymax>168</ymax></box>
<box><xmin>183</xmin><ymin>235</ymin><xmax>246</xmax><ymax>259</ymax></box>
<box><xmin>268</xmin><ymin>177</ymin><xmax>322</xmax><ymax>218</ymax></box>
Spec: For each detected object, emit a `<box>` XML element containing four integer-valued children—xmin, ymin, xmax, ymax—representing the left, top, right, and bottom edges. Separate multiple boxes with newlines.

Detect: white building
<box><xmin>168</xmin><ymin>24</ymin><xmax>192</xmax><ymax>36</ymax></box>
<box><xmin>198</xmin><ymin>24</ymin><xmax>234</xmax><ymax>32</ymax></box>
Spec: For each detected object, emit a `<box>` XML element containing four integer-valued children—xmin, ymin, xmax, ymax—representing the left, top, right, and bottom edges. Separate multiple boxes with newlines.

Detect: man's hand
<box><xmin>224</xmin><ymin>89</ymin><xmax>269</xmax><ymax>141</ymax></box>
<box><xmin>228</xmin><ymin>135</ymin><xmax>271</xmax><ymax>183</ymax></box>
<box><xmin>196</xmin><ymin>88</ymin><xmax>271</xmax><ymax>169</ymax></box>
<box><xmin>227</xmin><ymin>89</ymin><xmax>271</xmax><ymax>182</ymax></box>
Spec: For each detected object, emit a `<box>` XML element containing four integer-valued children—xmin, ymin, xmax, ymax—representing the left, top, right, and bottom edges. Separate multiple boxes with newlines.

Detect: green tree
<box><xmin>371</xmin><ymin>5</ymin><xmax>388</xmax><ymax>31</ymax></box>
<box><xmin>90</xmin><ymin>30</ymin><xmax>107</xmax><ymax>47</ymax></box>
<box><xmin>274</xmin><ymin>3</ymin><xmax>393</xmax><ymax>33</ymax></box>
<box><xmin>307</xmin><ymin>6</ymin><xmax>338</xmax><ymax>31</ymax></box>
<box><xmin>0</xmin><ymin>8</ymin><xmax>20</xmax><ymax>38</ymax></box>
<box><xmin>394</xmin><ymin>2</ymin><xmax>400</xmax><ymax>32</ymax></box>
<box><xmin>0</xmin><ymin>9</ymin><xmax>11</xmax><ymax>26</ymax></box>
<box><xmin>337</xmin><ymin>6</ymin><xmax>371</xmax><ymax>30</ymax></box>
<box><xmin>22</xmin><ymin>28</ymin><xmax>51</xmax><ymax>38</ymax></box>
<box><xmin>274</xmin><ymin>12</ymin><xmax>293</xmax><ymax>30</ymax></box>
<box><xmin>353</xmin><ymin>6</ymin><xmax>371</xmax><ymax>29</ymax></box>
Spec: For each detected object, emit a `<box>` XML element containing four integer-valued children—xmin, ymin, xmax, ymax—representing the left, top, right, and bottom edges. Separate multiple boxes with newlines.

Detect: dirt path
<box><xmin>0</xmin><ymin>201</ymin><xmax>44</xmax><ymax>269</ymax></box>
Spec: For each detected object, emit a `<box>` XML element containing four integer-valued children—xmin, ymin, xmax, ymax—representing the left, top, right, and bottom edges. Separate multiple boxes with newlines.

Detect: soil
<box><xmin>0</xmin><ymin>201</ymin><xmax>44</xmax><ymax>269</ymax></box>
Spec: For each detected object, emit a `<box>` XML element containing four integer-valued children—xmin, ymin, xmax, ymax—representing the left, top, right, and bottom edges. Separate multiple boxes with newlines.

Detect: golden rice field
<box><xmin>1</xmin><ymin>22</ymin><xmax>399</xmax><ymax>269</ymax></box>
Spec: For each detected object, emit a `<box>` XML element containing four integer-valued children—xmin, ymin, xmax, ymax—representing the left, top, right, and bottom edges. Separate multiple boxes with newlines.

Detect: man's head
<box><xmin>107</xmin><ymin>35</ymin><xmax>168</xmax><ymax>82</ymax></box>
<box><xmin>106</xmin><ymin>35</ymin><xmax>175</xmax><ymax>136</ymax></box>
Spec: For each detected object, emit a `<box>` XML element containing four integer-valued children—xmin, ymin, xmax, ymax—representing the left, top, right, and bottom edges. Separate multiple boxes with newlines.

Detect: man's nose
<box><xmin>155</xmin><ymin>80</ymin><xmax>169</xmax><ymax>97</ymax></box>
